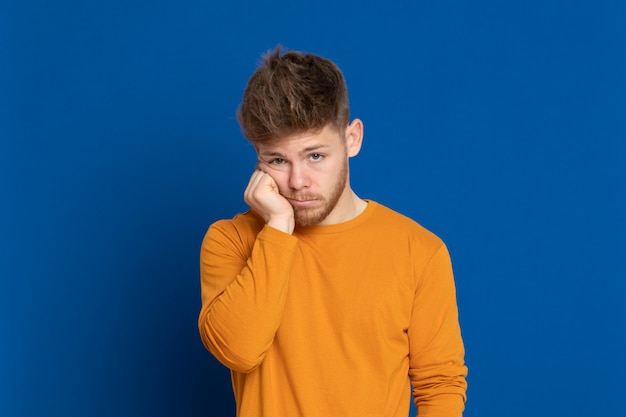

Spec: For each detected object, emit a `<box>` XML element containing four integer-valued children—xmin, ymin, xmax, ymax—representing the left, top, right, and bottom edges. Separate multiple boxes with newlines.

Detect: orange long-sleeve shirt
<box><xmin>198</xmin><ymin>201</ymin><xmax>467</xmax><ymax>417</ymax></box>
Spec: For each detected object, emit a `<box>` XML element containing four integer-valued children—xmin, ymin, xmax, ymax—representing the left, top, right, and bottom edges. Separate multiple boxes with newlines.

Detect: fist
<box><xmin>244</xmin><ymin>169</ymin><xmax>295</xmax><ymax>234</ymax></box>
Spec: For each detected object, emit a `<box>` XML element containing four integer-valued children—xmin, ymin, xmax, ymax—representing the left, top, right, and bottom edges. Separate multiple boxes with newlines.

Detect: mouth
<box><xmin>286</xmin><ymin>197</ymin><xmax>319</xmax><ymax>208</ymax></box>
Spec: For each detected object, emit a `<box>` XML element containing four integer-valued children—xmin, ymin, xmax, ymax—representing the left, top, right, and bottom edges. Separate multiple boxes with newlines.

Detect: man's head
<box><xmin>237</xmin><ymin>46</ymin><xmax>350</xmax><ymax>143</ymax></box>
<box><xmin>240</xmin><ymin>46</ymin><xmax>364</xmax><ymax>227</ymax></box>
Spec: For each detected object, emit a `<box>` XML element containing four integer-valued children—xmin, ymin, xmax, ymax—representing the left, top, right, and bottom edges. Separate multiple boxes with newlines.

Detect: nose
<box><xmin>288</xmin><ymin>162</ymin><xmax>310</xmax><ymax>190</ymax></box>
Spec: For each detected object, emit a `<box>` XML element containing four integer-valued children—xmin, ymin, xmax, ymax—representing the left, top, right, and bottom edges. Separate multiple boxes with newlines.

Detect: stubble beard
<box><xmin>291</xmin><ymin>160</ymin><xmax>348</xmax><ymax>227</ymax></box>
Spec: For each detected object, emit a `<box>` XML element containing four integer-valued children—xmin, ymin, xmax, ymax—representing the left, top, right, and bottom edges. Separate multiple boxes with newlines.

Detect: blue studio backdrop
<box><xmin>2</xmin><ymin>1</ymin><xmax>625</xmax><ymax>416</ymax></box>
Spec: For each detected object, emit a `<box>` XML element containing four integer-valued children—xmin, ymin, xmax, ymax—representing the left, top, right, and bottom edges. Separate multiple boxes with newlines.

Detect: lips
<box><xmin>286</xmin><ymin>197</ymin><xmax>319</xmax><ymax>208</ymax></box>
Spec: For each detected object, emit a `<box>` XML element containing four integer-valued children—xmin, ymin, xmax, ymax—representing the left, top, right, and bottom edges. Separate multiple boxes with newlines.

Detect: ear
<box><xmin>344</xmin><ymin>119</ymin><xmax>364</xmax><ymax>157</ymax></box>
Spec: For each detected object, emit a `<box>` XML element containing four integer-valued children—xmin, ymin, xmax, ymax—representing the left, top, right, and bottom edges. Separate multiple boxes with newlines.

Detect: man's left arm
<box><xmin>408</xmin><ymin>242</ymin><xmax>468</xmax><ymax>417</ymax></box>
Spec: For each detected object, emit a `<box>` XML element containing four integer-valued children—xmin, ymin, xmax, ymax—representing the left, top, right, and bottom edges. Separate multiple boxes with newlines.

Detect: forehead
<box><xmin>257</xmin><ymin>125</ymin><xmax>344</xmax><ymax>154</ymax></box>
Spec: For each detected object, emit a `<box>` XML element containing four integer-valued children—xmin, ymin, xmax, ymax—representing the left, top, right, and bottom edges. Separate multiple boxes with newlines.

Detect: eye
<box><xmin>269</xmin><ymin>158</ymin><xmax>286</xmax><ymax>165</ymax></box>
<box><xmin>309</xmin><ymin>153</ymin><xmax>324</xmax><ymax>162</ymax></box>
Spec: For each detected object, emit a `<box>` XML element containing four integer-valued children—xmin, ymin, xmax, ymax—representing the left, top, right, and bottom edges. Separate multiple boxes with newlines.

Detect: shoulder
<box><xmin>210</xmin><ymin>210</ymin><xmax>264</xmax><ymax>235</ymax></box>
<box><xmin>368</xmin><ymin>201</ymin><xmax>444</xmax><ymax>249</ymax></box>
<box><xmin>203</xmin><ymin>210</ymin><xmax>265</xmax><ymax>253</ymax></box>
<box><xmin>361</xmin><ymin>202</ymin><xmax>452</xmax><ymax>284</ymax></box>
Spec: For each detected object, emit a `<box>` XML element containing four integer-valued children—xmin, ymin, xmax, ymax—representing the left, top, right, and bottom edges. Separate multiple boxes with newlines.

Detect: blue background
<box><xmin>2</xmin><ymin>1</ymin><xmax>625</xmax><ymax>416</ymax></box>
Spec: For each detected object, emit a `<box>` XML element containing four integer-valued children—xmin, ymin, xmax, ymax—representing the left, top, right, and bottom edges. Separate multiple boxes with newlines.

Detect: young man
<box><xmin>198</xmin><ymin>47</ymin><xmax>468</xmax><ymax>417</ymax></box>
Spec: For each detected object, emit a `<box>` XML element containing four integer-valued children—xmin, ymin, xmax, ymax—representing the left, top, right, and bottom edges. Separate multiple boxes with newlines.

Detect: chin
<box><xmin>294</xmin><ymin>210</ymin><xmax>327</xmax><ymax>227</ymax></box>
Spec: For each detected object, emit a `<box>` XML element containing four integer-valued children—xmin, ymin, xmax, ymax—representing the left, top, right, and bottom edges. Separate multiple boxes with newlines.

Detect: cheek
<box><xmin>315</xmin><ymin>166</ymin><xmax>342</xmax><ymax>189</ymax></box>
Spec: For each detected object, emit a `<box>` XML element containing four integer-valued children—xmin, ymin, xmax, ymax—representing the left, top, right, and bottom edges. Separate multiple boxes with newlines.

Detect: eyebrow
<box><xmin>260</xmin><ymin>144</ymin><xmax>330</xmax><ymax>158</ymax></box>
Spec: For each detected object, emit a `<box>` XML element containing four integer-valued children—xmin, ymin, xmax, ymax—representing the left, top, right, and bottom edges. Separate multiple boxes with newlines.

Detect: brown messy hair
<box><xmin>237</xmin><ymin>46</ymin><xmax>350</xmax><ymax>143</ymax></box>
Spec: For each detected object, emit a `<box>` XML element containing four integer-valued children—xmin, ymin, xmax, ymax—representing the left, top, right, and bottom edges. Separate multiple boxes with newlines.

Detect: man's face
<box><xmin>255</xmin><ymin>122</ymin><xmax>362</xmax><ymax>227</ymax></box>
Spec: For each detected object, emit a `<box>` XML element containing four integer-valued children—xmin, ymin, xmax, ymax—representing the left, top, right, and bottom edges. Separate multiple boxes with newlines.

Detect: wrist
<box><xmin>267</xmin><ymin>215</ymin><xmax>295</xmax><ymax>235</ymax></box>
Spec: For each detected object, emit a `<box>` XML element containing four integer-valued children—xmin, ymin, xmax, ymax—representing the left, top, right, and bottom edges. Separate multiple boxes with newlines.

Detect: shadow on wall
<box><xmin>3</xmin><ymin>126</ymin><xmax>248</xmax><ymax>416</ymax></box>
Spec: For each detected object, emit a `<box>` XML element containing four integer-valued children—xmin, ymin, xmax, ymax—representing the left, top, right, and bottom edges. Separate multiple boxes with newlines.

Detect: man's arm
<box><xmin>198</xmin><ymin>169</ymin><xmax>297</xmax><ymax>373</ymax></box>
<box><xmin>198</xmin><ymin>221</ymin><xmax>297</xmax><ymax>373</ymax></box>
<box><xmin>408</xmin><ymin>243</ymin><xmax>468</xmax><ymax>417</ymax></box>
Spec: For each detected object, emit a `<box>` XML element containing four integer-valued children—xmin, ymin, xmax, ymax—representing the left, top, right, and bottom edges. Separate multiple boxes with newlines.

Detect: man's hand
<box><xmin>244</xmin><ymin>169</ymin><xmax>295</xmax><ymax>234</ymax></box>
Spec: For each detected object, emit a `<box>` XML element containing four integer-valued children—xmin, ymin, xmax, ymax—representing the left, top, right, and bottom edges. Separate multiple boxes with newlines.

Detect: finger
<box><xmin>244</xmin><ymin>170</ymin><xmax>262</xmax><ymax>199</ymax></box>
<box><xmin>259</xmin><ymin>171</ymin><xmax>278</xmax><ymax>191</ymax></box>
<box><xmin>248</xmin><ymin>169</ymin><xmax>266</xmax><ymax>189</ymax></box>
<box><xmin>244</xmin><ymin>169</ymin><xmax>267</xmax><ymax>202</ymax></box>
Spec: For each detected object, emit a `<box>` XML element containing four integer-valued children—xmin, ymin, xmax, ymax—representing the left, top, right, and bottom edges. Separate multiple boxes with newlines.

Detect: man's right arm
<box><xmin>198</xmin><ymin>220</ymin><xmax>297</xmax><ymax>373</ymax></box>
<box><xmin>198</xmin><ymin>168</ymin><xmax>297</xmax><ymax>373</ymax></box>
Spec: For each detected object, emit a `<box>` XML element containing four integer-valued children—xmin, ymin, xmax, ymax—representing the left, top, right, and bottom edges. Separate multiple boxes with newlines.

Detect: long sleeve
<box><xmin>408</xmin><ymin>243</ymin><xmax>468</xmax><ymax>417</ymax></box>
<box><xmin>198</xmin><ymin>219</ymin><xmax>298</xmax><ymax>373</ymax></box>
